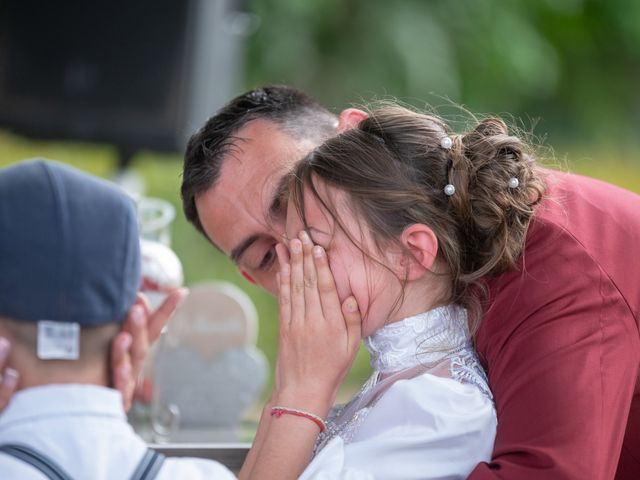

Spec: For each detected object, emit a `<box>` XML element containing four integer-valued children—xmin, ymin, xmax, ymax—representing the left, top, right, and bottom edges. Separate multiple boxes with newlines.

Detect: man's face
<box><xmin>195</xmin><ymin>119</ymin><xmax>319</xmax><ymax>295</ymax></box>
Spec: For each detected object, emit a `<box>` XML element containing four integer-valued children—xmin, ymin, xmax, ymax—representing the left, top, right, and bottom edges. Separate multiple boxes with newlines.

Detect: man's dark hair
<box><xmin>181</xmin><ymin>85</ymin><xmax>338</xmax><ymax>236</ymax></box>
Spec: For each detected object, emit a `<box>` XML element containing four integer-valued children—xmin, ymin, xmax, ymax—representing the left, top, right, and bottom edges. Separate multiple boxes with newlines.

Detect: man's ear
<box><xmin>396</xmin><ymin>224</ymin><xmax>439</xmax><ymax>280</ymax></box>
<box><xmin>337</xmin><ymin>108</ymin><xmax>368</xmax><ymax>133</ymax></box>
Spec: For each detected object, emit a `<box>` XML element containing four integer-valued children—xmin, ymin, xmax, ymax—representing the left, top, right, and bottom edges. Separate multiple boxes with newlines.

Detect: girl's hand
<box><xmin>274</xmin><ymin>231</ymin><xmax>362</xmax><ymax>417</ymax></box>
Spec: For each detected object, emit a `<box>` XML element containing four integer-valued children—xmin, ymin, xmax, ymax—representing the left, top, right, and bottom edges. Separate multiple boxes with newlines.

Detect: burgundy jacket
<box><xmin>470</xmin><ymin>170</ymin><xmax>640</xmax><ymax>479</ymax></box>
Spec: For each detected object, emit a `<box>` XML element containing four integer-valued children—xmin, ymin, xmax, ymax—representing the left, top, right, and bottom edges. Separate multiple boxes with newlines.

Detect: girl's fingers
<box><xmin>289</xmin><ymin>238</ymin><xmax>305</xmax><ymax>325</ymax></box>
<box><xmin>276</xmin><ymin>243</ymin><xmax>292</xmax><ymax>328</ymax></box>
<box><xmin>313</xmin><ymin>245</ymin><xmax>344</xmax><ymax>328</ymax></box>
<box><xmin>278</xmin><ymin>266</ymin><xmax>292</xmax><ymax>328</ymax></box>
<box><xmin>341</xmin><ymin>296</ymin><xmax>362</xmax><ymax>354</ymax></box>
<box><xmin>299</xmin><ymin>231</ymin><xmax>321</xmax><ymax>313</ymax></box>
<box><xmin>276</xmin><ymin>242</ymin><xmax>290</xmax><ymax>269</ymax></box>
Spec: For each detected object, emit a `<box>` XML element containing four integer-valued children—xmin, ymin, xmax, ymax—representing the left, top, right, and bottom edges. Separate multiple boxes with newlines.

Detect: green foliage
<box><xmin>247</xmin><ymin>0</ymin><xmax>640</xmax><ymax>149</ymax></box>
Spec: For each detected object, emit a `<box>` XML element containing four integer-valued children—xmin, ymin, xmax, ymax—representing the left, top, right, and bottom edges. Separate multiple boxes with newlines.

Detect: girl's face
<box><xmin>284</xmin><ymin>181</ymin><xmax>405</xmax><ymax>337</ymax></box>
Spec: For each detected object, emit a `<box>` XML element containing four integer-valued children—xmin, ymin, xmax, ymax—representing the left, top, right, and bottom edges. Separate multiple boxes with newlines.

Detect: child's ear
<box><xmin>396</xmin><ymin>224</ymin><xmax>439</xmax><ymax>280</ymax></box>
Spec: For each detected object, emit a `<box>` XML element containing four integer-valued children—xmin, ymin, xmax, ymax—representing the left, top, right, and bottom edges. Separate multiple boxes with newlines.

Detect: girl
<box><xmin>240</xmin><ymin>105</ymin><xmax>545</xmax><ymax>479</ymax></box>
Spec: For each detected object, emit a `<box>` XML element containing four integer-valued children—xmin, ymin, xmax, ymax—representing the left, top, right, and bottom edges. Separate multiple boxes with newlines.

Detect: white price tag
<box><xmin>37</xmin><ymin>321</ymin><xmax>80</xmax><ymax>360</ymax></box>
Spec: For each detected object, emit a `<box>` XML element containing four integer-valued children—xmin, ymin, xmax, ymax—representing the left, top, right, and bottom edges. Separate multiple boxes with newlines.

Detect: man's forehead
<box><xmin>197</xmin><ymin>167</ymin><xmax>288</xmax><ymax>262</ymax></box>
<box><xmin>232</xmin><ymin>119</ymin><xmax>302</xmax><ymax>155</ymax></box>
<box><xmin>198</xmin><ymin>119</ymin><xmax>321</xmax><ymax>261</ymax></box>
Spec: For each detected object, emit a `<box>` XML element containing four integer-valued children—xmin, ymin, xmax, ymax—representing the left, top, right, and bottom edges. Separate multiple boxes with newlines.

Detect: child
<box><xmin>0</xmin><ymin>160</ymin><xmax>235</xmax><ymax>479</ymax></box>
<box><xmin>266</xmin><ymin>105</ymin><xmax>545</xmax><ymax>479</ymax></box>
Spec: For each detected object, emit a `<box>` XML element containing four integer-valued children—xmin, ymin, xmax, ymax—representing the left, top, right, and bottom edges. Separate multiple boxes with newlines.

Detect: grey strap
<box><xmin>0</xmin><ymin>443</ymin><xmax>73</xmax><ymax>480</ymax></box>
<box><xmin>129</xmin><ymin>448</ymin><xmax>166</xmax><ymax>480</ymax></box>
<box><xmin>0</xmin><ymin>444</ymin><xmax>165</xmax><ymax>480</ymax></box>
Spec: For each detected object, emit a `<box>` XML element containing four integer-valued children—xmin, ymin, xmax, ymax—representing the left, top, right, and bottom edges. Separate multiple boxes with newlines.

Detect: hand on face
<box><xmin>0</xmin><ymin>337</ymin><xmax>19</xmax><ymax>411</ymax></box>
<box><xmin>273</xmin><ymin>231</ymin><xmax>362</xmax><ymax>417</ymax></box>
<box><xmin>110</xmin><ymin>288</ymin><xmax>188</xmax><ymax>411</ymax></box>
<box><xmin>0</xmin><ymin>290</ymin><xmax>188</xmax><ymax>413</ymax></box>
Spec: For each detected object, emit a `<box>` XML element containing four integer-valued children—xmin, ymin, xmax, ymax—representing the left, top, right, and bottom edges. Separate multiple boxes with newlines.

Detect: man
<box><xmin>0</xmin><ymin>160</ymin><xmax>235</xmax><ymax>479</ymax></box>
<box><xmin>180</xmin><ymin>85</ymin><xmax>640</xmax><ymax>479</ymax></box>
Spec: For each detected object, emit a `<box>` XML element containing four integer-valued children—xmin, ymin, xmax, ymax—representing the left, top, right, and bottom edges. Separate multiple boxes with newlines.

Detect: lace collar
<box><xmin>364</xmin><ymin>305</ymin><xmax>470</xmax><ymax>374</ymax></box>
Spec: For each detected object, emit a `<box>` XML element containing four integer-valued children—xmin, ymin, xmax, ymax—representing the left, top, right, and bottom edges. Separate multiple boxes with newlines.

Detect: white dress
<box><xmin>300</xmin><ymin>305</ymin><xmax>497</xmax><ymax>480</ymax></box>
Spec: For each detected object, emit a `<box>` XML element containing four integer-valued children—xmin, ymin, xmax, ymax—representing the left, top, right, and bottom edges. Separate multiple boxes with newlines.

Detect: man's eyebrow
<box><xmin>230</xmin><ymin>234</ymin><xmax>260</xmax><ymax>265</ymax></box>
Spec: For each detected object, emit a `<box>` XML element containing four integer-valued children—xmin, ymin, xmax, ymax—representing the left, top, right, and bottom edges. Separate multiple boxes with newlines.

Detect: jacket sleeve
<box><xmin>469</xmin><ymin>221</ymin><xmax>640</xmax><ymax>480</ymax></box>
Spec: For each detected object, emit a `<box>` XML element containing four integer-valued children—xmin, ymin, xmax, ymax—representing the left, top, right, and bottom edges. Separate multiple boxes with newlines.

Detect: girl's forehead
<box><xmin>285</xmin><ymin>185</ymin><xmax>333</xmax><ymax>233</ymax></box>
<box><xmin>301</xmin><ymin>182</ymin><xmax>346</xmax><ymax>226</ymax></box>
<box><xmin>298</xmin><ymin>183</ymin><xmax>376</xmax><ymax>247</ymax></box>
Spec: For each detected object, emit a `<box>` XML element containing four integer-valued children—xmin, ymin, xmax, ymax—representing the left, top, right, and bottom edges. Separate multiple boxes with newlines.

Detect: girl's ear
<box><xmin>337</xmin><ymin>108</ymin><xmax>368</xmax><ymax>133</ymax></box>
<box><xmin>396</xmin><ymin>224</ymin><xmax>439</xmax><ymax>280</ymax></box>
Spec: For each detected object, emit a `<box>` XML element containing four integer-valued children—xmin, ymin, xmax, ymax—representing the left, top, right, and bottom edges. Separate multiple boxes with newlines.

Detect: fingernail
<box><xmin>3</xmin><ymin>368</ymin><xmax>19</xmax><ymax>389</ymax></box>
<box><xmin>131</xmin><ymin>305</ymin><xmax>144</xmax><ymax>326</ymax></box>
<box><xmin>121</xmin><ymin>334</ymin><xmax>133</xmax><ymax>350</ymax></box>
<box><xmin>299</xmin><ymin>230</ymin><xmax>311</xmax><ymax>244</ymax></box>
<box><xmin>0</xmin><ymin>337</ymin><xmax>9</xmax><ymax>360</ymax></box>
<box><xmin>346</xmin><ymin>298</ymin><xmax>358</xmax><ymax>312</ymax></box>
<box><xmin>291</xmin><ymin>239</ymin><xmax>302</xmax><ymax>254</ymax></box>
<box><xmin>313</xmin><ymin>245</ymin><xmax>324</xmax><ymax>258</ymax></box>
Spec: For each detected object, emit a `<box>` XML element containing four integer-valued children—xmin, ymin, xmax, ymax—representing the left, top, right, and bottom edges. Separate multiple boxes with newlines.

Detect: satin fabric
<box><xmin>470</xmin><ymin>171</ymin><xmax>640</xmax><ymax>479</ymax></box>
<box><xmin>301</xmin><ymin>306</ymin><xmax>497</xmax><ymax>480</ymax></box>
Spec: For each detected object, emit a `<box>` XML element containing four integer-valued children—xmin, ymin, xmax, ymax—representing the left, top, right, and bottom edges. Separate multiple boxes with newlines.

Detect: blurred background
<box><xmin>1</xmin><ymin>0</ymin><xmax>639</xmax><ymax>402</ymax></box>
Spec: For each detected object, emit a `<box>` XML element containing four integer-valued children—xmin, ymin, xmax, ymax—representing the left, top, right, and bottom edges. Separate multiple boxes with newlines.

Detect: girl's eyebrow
<box><xmin>268</xmin><ymin>173</ymin><xmax>291</xmax><ymax>217</ymax></box>
<box><xmin>282</xmin><ymin>227</ymin><xmax>328</xmax><ymax>245</ymax></box>
<box><xmin>308</xmin><ymin>226</ymin><xmax>330</xmax><ymax>237</ymax></box>
<box><xmin>307</xmin><ymin>226</ymin><xmax>333</xmax><ymax>246</ymax></box>
<box><xmin>282</xmin><ymin>226</ymin><xmax>329</xmax><ymax>243</ymax></box>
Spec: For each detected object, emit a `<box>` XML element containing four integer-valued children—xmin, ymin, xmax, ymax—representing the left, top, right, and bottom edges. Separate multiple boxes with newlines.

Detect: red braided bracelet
<box><xmin>270</xmin><ymin>406</ymin><xmax>326</xmax><ymax>433</ymax></box>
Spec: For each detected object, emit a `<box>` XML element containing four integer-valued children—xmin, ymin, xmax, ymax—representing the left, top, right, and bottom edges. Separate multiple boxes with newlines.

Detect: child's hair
<box><xmin>289</xmin><ymin>104</ymin><xmax>546</xmax><ymax>333</ymax></box>
<box><xmin>0</xmin><ymin>316</ymin><xmax>120</xmax><ymax>368</ymax></box>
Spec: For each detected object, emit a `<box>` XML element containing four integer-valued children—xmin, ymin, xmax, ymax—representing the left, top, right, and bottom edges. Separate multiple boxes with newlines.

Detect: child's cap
<box><xmin>0</xmin><ymin>159</ymin><xmax>141</xmax><ymax>326</ymax></box>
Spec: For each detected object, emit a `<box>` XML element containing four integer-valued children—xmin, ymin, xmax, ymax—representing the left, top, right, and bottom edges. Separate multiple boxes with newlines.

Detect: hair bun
<box><xmin>473</xmin><ymin>118</ymin><xmax>508</xmax><ymax>137</ymax></box>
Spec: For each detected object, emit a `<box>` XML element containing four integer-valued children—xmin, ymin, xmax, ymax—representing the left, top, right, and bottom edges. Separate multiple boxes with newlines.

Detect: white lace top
<box><xmin>300</xmin><ymin>305</ymin><xmax>497</xmax><ymax>480</ymax></box>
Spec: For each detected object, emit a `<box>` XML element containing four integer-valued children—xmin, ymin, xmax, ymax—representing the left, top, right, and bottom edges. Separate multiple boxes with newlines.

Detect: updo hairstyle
<box><xmin>289</xmin><ymin>104</ymin><xmax>546</xmax><ymax>331</ymax></box>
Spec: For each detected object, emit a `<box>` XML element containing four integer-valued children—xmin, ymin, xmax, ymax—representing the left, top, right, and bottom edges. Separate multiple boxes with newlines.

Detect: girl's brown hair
<box><xmin>290</xmin><ymin>105</ymin><xmax>546</xmax><ymax>334</ymax></box>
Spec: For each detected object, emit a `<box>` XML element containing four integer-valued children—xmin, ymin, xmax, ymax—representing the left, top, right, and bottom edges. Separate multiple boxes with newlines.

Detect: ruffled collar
<box><xmin>364</xmin><ymin>305</ymin><xmax>470</xmax><ymax>374</ymax></box>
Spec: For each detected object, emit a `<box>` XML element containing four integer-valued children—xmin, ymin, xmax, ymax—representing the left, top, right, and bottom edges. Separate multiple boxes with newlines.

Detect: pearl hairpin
<box><xmin>440</xmin><ymin>136</ymin><xmax>453</xmax><ymax>149</ymax></box>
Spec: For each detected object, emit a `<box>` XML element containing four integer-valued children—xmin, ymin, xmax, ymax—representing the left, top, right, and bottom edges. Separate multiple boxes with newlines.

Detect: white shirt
<box><xmin>0</xmin><ymin>384</ymin><xmax>236</xmax><ymax>480</ymax></box>
<box><xmin>300</xmin><ymin>306</ymin><xmax>497</xmax><ymax>480</ymax></box>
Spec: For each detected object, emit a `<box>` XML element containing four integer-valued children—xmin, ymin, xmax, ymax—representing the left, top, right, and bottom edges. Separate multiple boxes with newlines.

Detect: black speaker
<box><xmin>0</xmin><ymin>0</ymin><xmax>248</xmax><ymax>155</ymax></box>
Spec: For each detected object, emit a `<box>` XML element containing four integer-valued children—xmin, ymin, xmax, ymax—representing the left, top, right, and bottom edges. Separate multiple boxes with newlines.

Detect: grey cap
<box><xmin>0</xmin><ymin>159</ymin><xmax>141</xmax><ymax>325</ymax></box>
